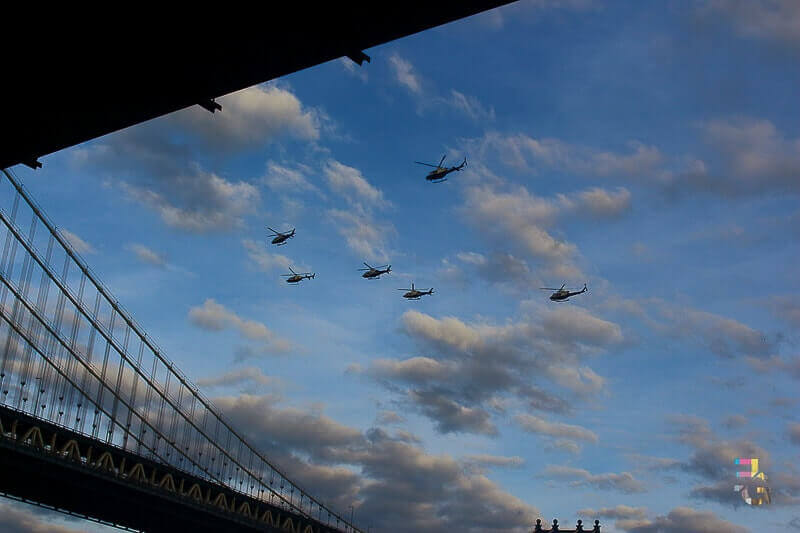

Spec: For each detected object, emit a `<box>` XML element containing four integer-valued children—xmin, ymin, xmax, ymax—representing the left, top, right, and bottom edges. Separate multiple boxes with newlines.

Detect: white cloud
<box><xmin>370</xmin><ymin>357</ymin><xmax>451</xmax><ymax>382</ymax></box>
<box><xmin>339</xmin><ymin>57</ymin><xmax>368</xmax><ymax>82</ymax></box>
<box><xmin>722</xmin><ymin>414</ymin><xmax>748</xmax><ymax>429</ymax></box>
<box><xmin>620</xmin><ymin>506</ymin><xmax>748</xmax><ymax>533</ymax></box>
<box><xmin>188</xmin><ymin>299</ymin><xmax>291</xmax><ymax>355</ymax></box>
<box><xmin>213</xmin><ymin>394</ymin><xmax>540</xmax><ymax>531</ymax></box>
<box><xmin>197</xmin><ymin>367</ymin><xmax>280</xmax><ymax>389</ymax></box>
<box><xmin>262</xmin><ymin>161</ymin><xmax>319</xmax><ymax>193</ymax></box>
<box><xmin>363</xmin><ymin>308</ymin><xmax>620</xmax><ymax>434</ymax></box>
<box><xmin>459</xmin><ymin>182</ymin><xmax>632</xmax><ymax>280</ymax></box>
<box><xmin>569</xmin><ymin>186</ymin><xmax>632</xmax><ymax>217</ymax></box>
<box><xmin>0</xmin><ymin>501</ymin><xmax>87</xmax><ymax>533</ymax></box>
<box><xmin>446</xmin><ymin>90</ymin><xmax>496</xmax><ymax>122</ymax></box>
<box><xmin>376</xmin><ymin>410</ymin><xmax>405</xmax><ymax>425</ymax></box>
<box><xmin>542</xmin><ymin>465</ymin><xmax>647</xmax><ymax>493</ymax></box>
<box><xmin>323</xmin><ymin>160</ymin><xmax>386</xmax><ymax>207</ymax></box>
<box><xmin>578</xmin><ymin>505</ymin><xmax>647</xmax><ymax>521</ymax></box>
<box><xmin>173</xmin><ymin>84</ymin><xmax>320</xmax><ymax>150</ymax></box>
<box><xmin>59</xmin><ymin>228</ymin><xmax>95</xmax><ymax>255</ymax></box>
<box><xmin>127</xmin><ymin>243</ymin><xmax>166</xmax><ymax>267</ymax></box>
<box><xmin>541</xmin><ymin>306</ymin><xmax>624</xmax><ymax>346</ymax></box>
<box><xmin>702</xmin><ymin>116</ymin><xmax>800</xmax><ymax>192</ymax></box>
<box><xmin>242</xmin><ymin>239</ymin><xmax>292</xmax><ymax>272</ymax></box>
<box><xmin>408</xmin><ymin>390</ymin><xmax>498</xmax><ymax>436</ymax></box>
<box><xmin>466</xmin><ymin>131</ymin><xmax>663</xmax><ymax>178</ymax></box>
<box><xmin>658</xmin><ymin>305</ymin><xmax>771</xmax><ymax>359</ymax></box>
<box><xmin>476</xmin><ymin>0</ymin><xmax>597</xmax><ymax>30</ymax></box>
<box><xmin>545</xmin><ymin>365</ymin><xmax>607</xmax><ymax>393</ymax></box>
<box><xmin>546</xmin><ymin>439</ymin><xmax>582</xmax><ymax>454</ymax></box>
<box><xmin>463</xmin><ymin>454</ymin><xmax>525</xmax><ymax>469</ymax></box>
<box><xmin>388</xmin><ymin>53</ymin><xmax>422</xmax><ymax>94</ymax></box>
<box><xmin>704</xmin><ymin>0</ymin><xmax>800</xmax><ymax>46</ymax></box>
<box><xmin>462</xmin><ymin>184</ymin><xmax>578</xmax><ymax>271</ymax></box>
<box><xmin>119</xmin><ymin>167</ymin><xmax>260</xmax><ymax>233</ymax></box>
<box><xmin>789</xmin><ymin>422</ymin><xmax>800</xmax><ymax>445</ymax></box>
<box><xmin>327</xmin><ymin>208</ymin><xmax>393</xmax><ymax>262</ymax></box>
<box><xmin>515</xmin><ymin>414</ymin><xmax>599</xmax><ymax>443</ymax></box>
<box><xmin>768</xmin><ymin>295</ymin><xmax>800</xmax><ymax>327</ymax></box>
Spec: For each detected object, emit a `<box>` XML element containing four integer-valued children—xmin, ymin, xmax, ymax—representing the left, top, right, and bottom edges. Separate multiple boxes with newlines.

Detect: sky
<box><xmin>2</xmin><ymin>1</ymin><xmax>799</xmax><ymax>532</ymax></box>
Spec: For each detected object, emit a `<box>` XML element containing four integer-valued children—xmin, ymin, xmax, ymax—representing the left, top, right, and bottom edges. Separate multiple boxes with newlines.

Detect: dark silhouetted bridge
<box><xmin>0</xmin><ymin>167</ymin><xmax>358</xmax><ymax>532</ymax></box>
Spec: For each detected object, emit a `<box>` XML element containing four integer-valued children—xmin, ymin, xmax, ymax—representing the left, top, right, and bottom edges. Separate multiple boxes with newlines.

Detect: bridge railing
<box><xmin>0</xmin><ymin>168</ymin><xmax>361</xmax><ymax>532</ymax></box>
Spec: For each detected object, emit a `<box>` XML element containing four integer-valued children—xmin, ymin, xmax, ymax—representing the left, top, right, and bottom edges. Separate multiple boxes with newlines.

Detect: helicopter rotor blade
<box><xmin>414</xmin><ymin>161</ymin><xmax>439</xmax><ymax>168</ymax></box>
<box><xmin>540</xmin><ymin>288</ymin><xmax>561</xmax><ymax>290</ymax></box>
<box><xmin>439</xmin><ymin>154</ymin><xmax>446</xmax><ymax>167</ymax></box>
<box><xmin>266</xmin><ymin>226</ymin><xmax>279</xmax><ymax>235</ymax></box>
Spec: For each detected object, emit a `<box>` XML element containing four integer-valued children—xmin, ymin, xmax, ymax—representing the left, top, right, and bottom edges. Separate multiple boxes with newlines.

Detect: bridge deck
<box><xmin>0</xmin><ymin>404</ymin><xmax>340</xmax><ymax>533</ymax></box>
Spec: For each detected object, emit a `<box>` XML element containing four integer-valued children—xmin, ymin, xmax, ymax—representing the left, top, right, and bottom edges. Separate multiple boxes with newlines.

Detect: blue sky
<box><xmin>3</xmin><ymin>1</ymin><xmax>799</xmax><ymax>532</ymax></box>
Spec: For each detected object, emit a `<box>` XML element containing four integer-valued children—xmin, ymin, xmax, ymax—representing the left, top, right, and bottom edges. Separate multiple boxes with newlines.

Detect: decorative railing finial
<box><xmin>532</xmin><ymin>518</ymin><xmax>600</xmax><ymax>533</ymax></box>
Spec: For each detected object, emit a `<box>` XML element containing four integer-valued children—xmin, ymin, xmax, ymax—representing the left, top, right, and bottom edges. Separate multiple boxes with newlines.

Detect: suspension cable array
<box><xmin>0</xmin><ymin>168</ymin><xmax>361</xmax><ymax>533</ymax></box>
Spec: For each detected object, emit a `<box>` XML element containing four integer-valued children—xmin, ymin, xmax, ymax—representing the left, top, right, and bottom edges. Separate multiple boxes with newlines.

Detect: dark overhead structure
<box><xmin>1</xmin><ymin>2</ymin><xmax>515</xmax><ymax>170</ymax></box>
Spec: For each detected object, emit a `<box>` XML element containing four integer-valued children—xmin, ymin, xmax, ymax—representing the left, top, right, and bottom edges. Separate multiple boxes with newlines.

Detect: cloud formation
<box><xmin>388</xmin><ymin>53</ymin><xmax>423</xmax><ymax>94</ymax></box>
<box><xmin>59</xmin><ymin>228</ymin><xmax>95</xmax><ymax>255</ymax></box>
<box><xmin>0</xmin><ymin>501</ymin><xmax>87</xmax><ymax>533</ymax></box>
<box><xmin>119</xmin><ymin>168</ymin><xmax>260</xmax><ymax>232</ymax></box>
<box><xmin>665</xmin><ymin>413</ymin><xmax>800</xmax><ymax>507</ymax></box>
<box><xmin>323</xmin><ymin>160</ymin><xmax>386</xmax><ymax>207</ymax></box>
<box><xmin>515</xmin><ymin>414</ymin><xmax>599</xmax><ymax>443</ymax></box>
<box><xmin>461</xmin><ymin>184</ymin><xmax>580</xmax><ymax>277</ymax></box>
<box><xmin>542</xmin><ymin>465</ymin><xmax>647</xmax><ymax>493</ymax></box>
<box><xmin>188</xmin><ymin>299</ymin><xmax>291</xmax><ymax>356</ymax></box>
<box><xmin>72</xmin><ymin>84</ymin><xmax>325</xmax><ymax>233</ymax></box>
<box><xmin>262</xmin><ymin>161</ymin><xmax>319</xmax><ymax>193</ymax></box>
<box><xmin>789</xmin><ymin>423</ymin><xmax>800</xmax><ymax>446</ymax></box>
<box><xmin>699</xmin><ymin>117</ymin><xmax>800</xmax><ymax>193</ymax></box>
<box><xmin>702</xmin><ymin>0</ymin><xmax>800</xmax><ymax>46</ymax></box>
<box><xmin>172</xmin><ymin>84</ymin><xmax>321</xmax><ymax>150</ymax></box>
<box><xmin>446</xmin><ymin>90</ymin><xmax>496</xmax><ymax>122</ymax></box>
<box><xmin>213</xmin><ymin>394</ymin><xmax>539</xmax><ymax>532</ymax></box>
<box><xmin>197</xmin><ymin>367</ymin><xmax>280</xmax><ymax>390</ymax></box>
<box><xmin>242</xmin><ymin>239</ymin><xmax>293</xmax><ymax>273</ymax></box>
<box><xmin>577</xmin><ymin>505</ymin><xmax>647</xmax><ymax>521</ymax></box>
<box><xmin>466</xmin><ymin>131</ymin><xmax>663</xmax><ymax>178</ymax></box>
<box><xmin>327</xmin><ymin>209</ymin><xmax>394</xmax><ymax>263</ymax></box>
<box><xmin>127</xmin><ymin>243</ymin><xmax>166</xmax><ymax>267</ymax></box>
<box><xmin>619</xmin><ymin>506</ymin><xmax>748</xmax><ymax>533</ymax></box>
<box><xmin>360</xmin><ymin>308</ymin><xmax>621</xmax><ymax>435</ymax></box>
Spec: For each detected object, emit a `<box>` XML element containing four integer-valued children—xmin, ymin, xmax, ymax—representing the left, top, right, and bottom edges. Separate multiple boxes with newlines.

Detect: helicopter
<box><xmin>267</xmin><ymin>226</ymin><xmax>295</xmax><ymax>246</ymax></box>
<box><xmin>282</xmin><ymin>267</ymin><xmax>315</xmax><ymax>284</ymax></box>
<box><xmin>398</xmin><ymin>282</ymin><xmax>434</xmax><ymax>300</ymax></box>
<box><xmin>358</xmin><ymin>262</ymin><xmax>392</xmax><ymax>279</ymax></box>
<box><xmin>540</xmin><ymin>283</ymin><xmax>588</xmax><ymax>302</ymax></box>
<box><xmin>414</xmin><ymin>155</ymin><xmax>467</xmax><ymax>182</ymax></box>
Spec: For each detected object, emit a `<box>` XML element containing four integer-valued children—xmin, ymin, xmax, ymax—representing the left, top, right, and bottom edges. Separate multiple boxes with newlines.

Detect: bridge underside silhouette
<box><xmin>2</xmin><ymin>2</ymin><xmax>515</xmax><ymax>170</ymax></box>
<box><xmin>0</xmin><ymin>405</ymin><xmax>325</xmax><ymax>532</ymax></box>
